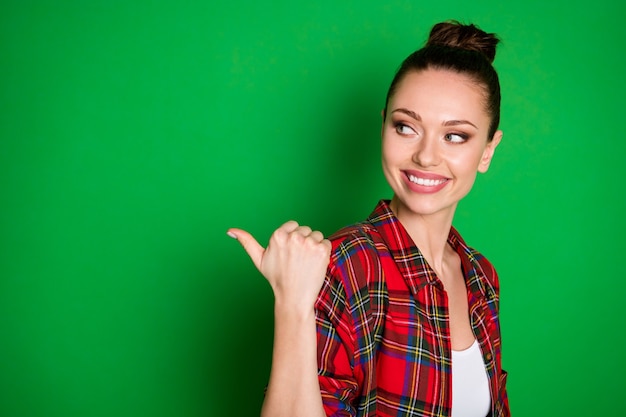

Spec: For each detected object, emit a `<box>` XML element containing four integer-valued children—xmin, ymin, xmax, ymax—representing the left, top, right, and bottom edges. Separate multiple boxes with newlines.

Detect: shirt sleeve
<box><xmin>314</xmin><ymin>233</ymin><xmax>383</xmax><ymax>416</ymax></box>
<box><xmin>316</xmin><ymin>288</ymin><xmax>359</xmax><ymax>416</ymax></box>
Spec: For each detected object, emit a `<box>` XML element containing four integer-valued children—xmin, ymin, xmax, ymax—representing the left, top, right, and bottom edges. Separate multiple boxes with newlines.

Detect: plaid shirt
<box><xmin>315</xmin><ymin>200</ymin><xmax>509</xmax><ymax>416</ymax></box>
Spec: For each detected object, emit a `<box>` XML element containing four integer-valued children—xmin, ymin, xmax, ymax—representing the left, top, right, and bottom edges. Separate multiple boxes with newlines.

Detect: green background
<box><xmin>1</xmin><ymin>1</ymin><xmax>624</xmax><ymax>416</ymax></box>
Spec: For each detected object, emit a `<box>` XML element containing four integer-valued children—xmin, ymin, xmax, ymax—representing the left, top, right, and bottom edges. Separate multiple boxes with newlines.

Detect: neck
<box><xmin>389</xmin><ymin>196</ymin><xmax>456</xmax><ymax>274</ymax></box>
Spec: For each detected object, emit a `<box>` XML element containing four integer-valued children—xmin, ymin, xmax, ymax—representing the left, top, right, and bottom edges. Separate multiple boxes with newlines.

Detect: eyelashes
<box><xmin>392</xmin><ymin>121</ymin><xmax>470</xmax><ymax>143</ymax></box>
<box><xmin>394</xmin><ymin>122</ymin><xmax>416</xmax><ymax>136</ymax></box>
<box><xmin>444</xmin><ymin>133</ymin><xmax>469</xmax><ymax>143</ymax></box>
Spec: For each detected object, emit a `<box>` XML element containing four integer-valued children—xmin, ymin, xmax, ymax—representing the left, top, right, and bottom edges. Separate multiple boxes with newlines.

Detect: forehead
<box><xmin>389</xmin><ymin>69</ymin><xmax>489</xmax><ymax>124</ymax></box>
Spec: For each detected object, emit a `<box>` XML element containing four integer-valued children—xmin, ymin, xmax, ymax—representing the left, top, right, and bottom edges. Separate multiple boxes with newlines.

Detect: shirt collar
<box><xmin>367</xmin><ymin>200</ymin><xmax>495</xmax><ymax>300</ymax></box>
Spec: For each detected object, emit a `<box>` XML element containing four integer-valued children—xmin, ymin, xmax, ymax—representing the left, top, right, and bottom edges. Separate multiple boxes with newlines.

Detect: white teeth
<box><xmin>408</xmin><ymin>174</ymin><xmax>446</xmax><ymax>186</ymax></box>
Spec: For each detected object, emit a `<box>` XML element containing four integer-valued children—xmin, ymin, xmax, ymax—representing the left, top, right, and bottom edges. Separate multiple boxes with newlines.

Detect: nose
<box><xmin>412</xmin><ymin>135</ymin><xmax>440</xmax><ymax>167</ymax></box>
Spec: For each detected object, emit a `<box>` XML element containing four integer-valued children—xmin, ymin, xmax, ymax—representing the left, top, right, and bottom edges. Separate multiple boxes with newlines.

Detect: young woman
<box><xmin>229</xmin><ymin>20</ymin><xmax>510</xmax><ymax>417</ymax></box>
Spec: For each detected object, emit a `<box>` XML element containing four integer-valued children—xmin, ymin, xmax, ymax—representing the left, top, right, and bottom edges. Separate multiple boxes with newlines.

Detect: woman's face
<box><xmin>381</xmin><ymin>68</ymin><xmax>502</xmax><ymax>220</ymax></box>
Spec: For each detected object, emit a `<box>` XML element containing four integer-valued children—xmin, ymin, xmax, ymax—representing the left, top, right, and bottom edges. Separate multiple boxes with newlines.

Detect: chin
<box><xmin>394</xmin><ymin>196</ymin><xmax>456</xmax><ymax>218</ymax></box>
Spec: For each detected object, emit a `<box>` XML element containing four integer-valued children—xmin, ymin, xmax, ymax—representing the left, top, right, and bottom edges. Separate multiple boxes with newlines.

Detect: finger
<box><xmin>227</xmin><ymin>228</ymin><xmax>265</xmax><ymax>271</ymax></box>
<box><xmin>294</xmin><ymin>225</ymin><xmax>313</xmax><ymax>236</ymax></box>
<box><xmin>309</xmin><ymin>230</ymin><xmax>325</xmax><ymax>243</ymax></box>
<box><xmin>270</xmin><ymin>220</ymin><xmax>301</xmax><ymax>245</ymax></box>
<box><xmin>280</xmin><ymin>220</ymin><xmax>300</xmax><ymax>233</ymax></box>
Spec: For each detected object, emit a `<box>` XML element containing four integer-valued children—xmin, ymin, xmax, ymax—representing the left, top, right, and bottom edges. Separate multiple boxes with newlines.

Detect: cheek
<box><xmin>381</xmin><ymin>137</ymin><xmax>397</xmax><ymax>166</ymax></box>
<box><xmin>445</xmin><ymin>147</ymin><xmax>485</xmax><ymax>174</ymax></box>
<box><xmin>380</xmin><ymin>138</ymin><xmax>404</xmax><ymax>182</ymax></box>
<box><xmin>382</xmin><ymin>135</ymin><xmax>412</xmax><ymax>163</ymax></box>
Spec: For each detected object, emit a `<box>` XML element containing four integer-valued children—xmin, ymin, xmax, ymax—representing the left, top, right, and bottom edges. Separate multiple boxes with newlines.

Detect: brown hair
<box><xmin>384</xmin><ymin>21</ymin><xmax>501</xmax><ymax>140</ymax></box>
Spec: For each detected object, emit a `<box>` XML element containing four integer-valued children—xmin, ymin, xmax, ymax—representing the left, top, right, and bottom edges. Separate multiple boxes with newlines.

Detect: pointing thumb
<box><xmin>227</xmin><ymin>228</ymin><xmax>265</xmax><ymax>271</ymax></box>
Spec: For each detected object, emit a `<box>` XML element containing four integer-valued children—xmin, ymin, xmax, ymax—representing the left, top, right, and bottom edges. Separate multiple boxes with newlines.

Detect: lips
<box><xmin>402</xmin><ymin>170</ymin><xmax>449</xmax><ymax>193</ymax></box>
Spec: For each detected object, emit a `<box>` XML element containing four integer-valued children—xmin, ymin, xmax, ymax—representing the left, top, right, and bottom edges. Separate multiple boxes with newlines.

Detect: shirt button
<box><xmin>485</xmin><ymin>352</ymin><xmax>493</xmax><ymax>361</ymax></box>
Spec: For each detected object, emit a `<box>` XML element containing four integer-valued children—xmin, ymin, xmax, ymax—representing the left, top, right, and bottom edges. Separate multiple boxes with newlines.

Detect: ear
<box><xmin>478</xmin><ymin>130</ymin><xmax>503</xmax><ymax>173</ymax></box>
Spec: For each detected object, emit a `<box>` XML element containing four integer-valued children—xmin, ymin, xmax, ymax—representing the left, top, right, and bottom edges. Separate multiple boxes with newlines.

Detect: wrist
<box><xmin>273</xmin><ymin>299</ymin><xmax>317</xmax><ymax>323</ymax></box>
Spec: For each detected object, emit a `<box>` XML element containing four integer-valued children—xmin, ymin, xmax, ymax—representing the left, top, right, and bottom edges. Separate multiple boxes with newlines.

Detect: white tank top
<box><xmin>451</xmin><ymin>339</ymin><xmax>491</xmax><ymax>417</ymax></box>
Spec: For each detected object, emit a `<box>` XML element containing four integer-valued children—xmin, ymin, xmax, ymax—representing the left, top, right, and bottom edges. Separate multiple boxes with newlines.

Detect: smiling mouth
<box><xmin>407</xmin><ymin>174</ymin><xmax>448</xmax><ymax>187</ymax></box>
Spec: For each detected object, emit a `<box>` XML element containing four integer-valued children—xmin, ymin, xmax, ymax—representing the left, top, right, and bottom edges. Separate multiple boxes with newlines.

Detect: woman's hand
<box><xmin>228</xmin><ymin>221</ymin><xmax>331</xmax><ymax>313</ymax></box>
<box><xmin>229</xmin><ymin>222</ymin><xmax>330</xmax><ymax>416</ymax></box>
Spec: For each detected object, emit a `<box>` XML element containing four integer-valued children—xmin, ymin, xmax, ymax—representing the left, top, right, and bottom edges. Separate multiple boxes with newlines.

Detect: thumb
<box><xmin>227</xmin><ymin>228</ymin><xmax>265</xmax><ymax>271</ymax></box>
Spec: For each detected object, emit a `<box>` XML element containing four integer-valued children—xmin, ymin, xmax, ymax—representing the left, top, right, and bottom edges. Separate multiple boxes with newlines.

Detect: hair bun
<box><xmin>426</xmin><ymin>20</ymin><xmax>499</xmax><ymax>63</ymax></box>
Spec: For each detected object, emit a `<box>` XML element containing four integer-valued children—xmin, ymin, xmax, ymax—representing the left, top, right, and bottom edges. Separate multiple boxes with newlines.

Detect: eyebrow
<box><xmin>391</xmin><ymin>108</ymin><xmax>478</xmax><ymax>129</ymax></box>
<box><xmin>391</xmin><ymin>108</ymin><xmax>421</xmax><ymax>121</ymax></box>
<box><xmin>443</xmin><ymin>119</ymin><xmax>478</xmax><ymax>129</ymax></box>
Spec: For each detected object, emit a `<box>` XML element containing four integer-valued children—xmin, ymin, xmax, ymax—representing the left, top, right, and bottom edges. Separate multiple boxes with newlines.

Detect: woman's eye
<box><xmin>444</xmin><ymin>133</ymin><xmax>468</xmax><ymax>143</ymax></box>
<box><xmin>395</xmin><ymin>123</ymin><xmax>416</xmax><ymax>135</ymax></box>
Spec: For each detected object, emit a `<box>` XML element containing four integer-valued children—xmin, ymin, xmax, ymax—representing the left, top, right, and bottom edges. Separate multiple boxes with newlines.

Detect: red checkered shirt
<box><xmin>315</xmin><ymin>200</ymin><xmax>509</xmax><ymax>416</ymax></box>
